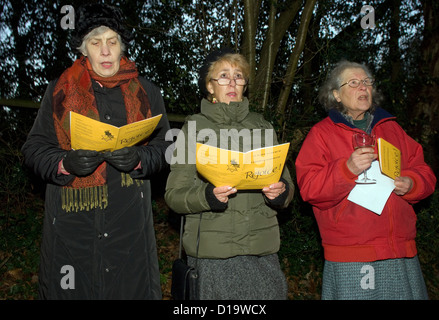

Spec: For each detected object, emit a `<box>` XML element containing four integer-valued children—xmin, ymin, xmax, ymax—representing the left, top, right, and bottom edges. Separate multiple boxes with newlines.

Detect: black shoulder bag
<box><xmin>171</xmin><ymin>214</ymin><xmax>201</xmax><ymax>300</ymax></box>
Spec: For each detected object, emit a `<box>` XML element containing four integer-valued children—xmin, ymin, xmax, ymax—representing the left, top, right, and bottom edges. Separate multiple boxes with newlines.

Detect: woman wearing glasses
<box><xmin>295</xmin><ymin>60</ymin><xmax>436</xmax><ymax>299</ymax></box>
<box><xmin>165</xmin><ymin>48</ymin><xmax>294</xmax><ymax>299</ymax></box>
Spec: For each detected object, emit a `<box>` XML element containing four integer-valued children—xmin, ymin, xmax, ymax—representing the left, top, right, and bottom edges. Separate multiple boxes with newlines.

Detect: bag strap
<box><xmin>194</xmin><ymin>213</ymin><xmax>202</xmax><ymax>269</ymax></box>
<box><xmin>178</xmin><ymin>213</ymin><xmax>202</xmax><ymax>265</ymax></box>
<box><xmin>178</xmin><ymin>216</ymin><xmax>184</xmax><ymax>259</ymax></box>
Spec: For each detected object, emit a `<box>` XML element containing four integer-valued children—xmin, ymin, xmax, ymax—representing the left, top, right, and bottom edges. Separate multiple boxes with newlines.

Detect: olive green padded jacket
<box><xmin>165</xmin><ymin>98</ymin><xmax>294</xmax><ymax>259</ymax></box>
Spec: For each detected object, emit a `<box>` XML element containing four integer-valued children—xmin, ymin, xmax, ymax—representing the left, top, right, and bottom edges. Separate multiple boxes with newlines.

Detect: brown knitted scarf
<box><xmin>53</xmin><ymin>56</ymin><xmax>151</xmax><ymax>212</ymax></box>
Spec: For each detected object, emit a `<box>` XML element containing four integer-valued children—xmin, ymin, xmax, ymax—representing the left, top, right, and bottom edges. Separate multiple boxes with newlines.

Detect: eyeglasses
<box><xmin>339</xmin><ymin>78</ymin><xmax>374</xmax><ymax>88</ymax></box>
<box><xmin>210</xmin><ymin>77</ymin><xmax>247</xmax><ymax>86</ymax></box>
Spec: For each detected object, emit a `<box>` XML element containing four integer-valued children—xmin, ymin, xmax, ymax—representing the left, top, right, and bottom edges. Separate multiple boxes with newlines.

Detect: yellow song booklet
<box><xmin>70</xmin><ymin>111</ymin><xmax>162</xmax><ymax>152</ymax></box>
<box><xmin>195</xmin><ymin>142</ymin><xmax>290</xmax><ymax>190</ymax></box>
<box><xmin>377</xmin><ymin>137</ymin><xmax>401</xmax><ymax>179</ymax></box>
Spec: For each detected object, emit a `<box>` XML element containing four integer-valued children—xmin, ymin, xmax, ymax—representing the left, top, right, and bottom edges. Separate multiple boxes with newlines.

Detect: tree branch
<box><xmin>254</xmin><ymin>0</ymin><xmax>301</xmax><ymax>111</ymax></box>
<box><xmin>242</xmin><ymin>0</ymin><xmax>262</xmax><ymax>96</ymax></box>
<box><xmin>276</xmin><ymin>0</ymin><xmax>317</xmax><ymax>126</ymax></box>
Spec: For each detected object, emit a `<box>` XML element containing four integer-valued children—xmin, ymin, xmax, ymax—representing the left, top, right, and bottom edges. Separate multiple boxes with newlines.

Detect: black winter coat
<box><xmin>22</xmin><ymin>76</ymin><xmax>170</xmax><ymax>299</ymax></box>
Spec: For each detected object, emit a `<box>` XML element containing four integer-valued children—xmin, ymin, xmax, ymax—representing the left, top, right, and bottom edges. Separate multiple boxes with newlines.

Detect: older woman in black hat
<box><xmin>21</xmin><ymin>3</ymin><xmax>170</xmax><ymax>299</ymax></box>
<box><xmin>165</xmin><ymin>49</ymin><xmax>294</xmax><ymax>299</ymax></box>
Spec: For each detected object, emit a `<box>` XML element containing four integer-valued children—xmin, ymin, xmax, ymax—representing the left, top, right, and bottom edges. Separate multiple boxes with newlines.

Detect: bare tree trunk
<box><xmin>389</xmin><ymin>0</ymin><xmax>402</xmax><ymax>83</ymax></box>
<box><xmin>301</xmin><ymin>11</ymin><xmax>321</xmax><ymax>117</ymax></box>
<box><xmin>258</xmin><ymin>0</ymin><xmax>277</xmax><ymax>111</ymax></box>
<box><xmin>255</xmin><ymin>1</ymin><xmax>301</xmax><ymax>112</ymax></box>
<box><xmin>9</xmin><ymin>0</ymin><xmax>31</xmax><ymax>98</ymax></box>
<box><xmin>408</xmin><ymin>0</ymin><xmax>439</xmax><ymax>173</ymax></box>
<box><xmin>242</xmin><ymin>0</ymin><xmax>262</xmax><ymax>98</ymax></box>
<box><xmin>275</xmin><ymin>0</ymin><xmax>317</xmax><ymax>127</ymax></box>
<box><xmin>225</xmin><ymin>0</ymin><xmax>238</xmax><ymax>49</ymax></box>
<box><xmin>196</xmin><ymin>1</ymin><xmax>209</xmax><ymax>53</ymax></box>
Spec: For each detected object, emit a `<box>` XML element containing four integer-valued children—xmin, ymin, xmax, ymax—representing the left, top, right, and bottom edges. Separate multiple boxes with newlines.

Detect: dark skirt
<box><xmin>188</xmin><ymin>253</ymin><xmax>287</xmax><ymax>300</ymax></box>
<box><xmin>321</xmin><ymin>256</ymin><xmax>428</xmax><ymax>300</ymax></box>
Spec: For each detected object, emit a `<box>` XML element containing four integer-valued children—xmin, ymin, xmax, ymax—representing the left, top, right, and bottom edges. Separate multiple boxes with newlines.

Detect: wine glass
<box><xmin>352</xmin><ymin>132</ymin><xmax>376</xmax><ymax>184</ymax></box>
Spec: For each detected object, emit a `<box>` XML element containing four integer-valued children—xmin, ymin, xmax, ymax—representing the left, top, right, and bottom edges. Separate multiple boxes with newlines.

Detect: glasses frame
<box><xmin>210</xmin><ymin>77</ymin><xmax>248</xmax><ymax>86</ymax></box>
<box><xmin>339</xmin><ymin>77</ymin><xmax>375</xmax><ymax>88</ymax></box>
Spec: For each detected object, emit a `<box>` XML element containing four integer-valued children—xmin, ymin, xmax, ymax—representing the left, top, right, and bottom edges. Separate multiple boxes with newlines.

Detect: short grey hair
<box><xmin>76</xmin><ymin>26</ymin><xmax>126</xmax><ymax>56</ymax></box>
<box><xmin>318</xmin><ymin>60</ymin><xmax>383</xmax><ymax>114</ymax></box>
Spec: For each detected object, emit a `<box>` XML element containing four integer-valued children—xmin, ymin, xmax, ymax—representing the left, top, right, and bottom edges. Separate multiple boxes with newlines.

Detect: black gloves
<box><xmin>63</xmin><ymin>149</ymin><xmax>104</xmax><ymax>177</ymax></box>
<box><xmin>63</xmin><ymin>147</ymin><xmax>141</xmax><ymax>176</ymax></box>
<box><xmin>103</xmin><ymin>146</ymin><xmax>141</xmax><ymax>172</ymax></box>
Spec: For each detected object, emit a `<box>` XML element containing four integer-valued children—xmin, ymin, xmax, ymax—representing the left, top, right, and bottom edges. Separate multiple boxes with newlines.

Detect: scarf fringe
<box><xmin>120</xmin><ymin>172</ymin><xmax>144</xmax><ymax>187</ymax></box>
<box><xmin>61</xmin><ymin>173</ymin><xmax>143</xmax><ymax>212</ymax></box>
<box><xmin>61</xmin><ymin>185</ymin><xmax>108</xmax><ymax>213</ymax></box>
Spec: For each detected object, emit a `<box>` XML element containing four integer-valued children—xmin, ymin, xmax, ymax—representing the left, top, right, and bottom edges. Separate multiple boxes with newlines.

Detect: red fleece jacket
<box><xmin>295</xmin><ymin>108</ymin><xmax>436</xmax><ymax>262</ymax></box>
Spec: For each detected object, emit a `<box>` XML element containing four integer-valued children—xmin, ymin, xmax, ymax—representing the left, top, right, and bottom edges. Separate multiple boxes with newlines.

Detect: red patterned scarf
<box><xmin>52</xmin><ymin>56</ymin><xmax>151</xmax><ymax>211</ymax></box>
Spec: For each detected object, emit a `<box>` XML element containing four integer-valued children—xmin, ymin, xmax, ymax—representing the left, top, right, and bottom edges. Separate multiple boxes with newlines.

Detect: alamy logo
<box><xmin>165</xmin><ymin>121</ymin><xmax>275</xmax><ymax>165</ymax></box>
<box><xmin>360</xmin><ymin>264</ymin><xmax>375</xmax><ymax>290</ymax></box>
<box><xmin>60</xmin><ymin>265</ymin><xmax>75</xmax><ymax>289</ymax></box>
<box><xmin>60</xmin><ymin>5</ymin><xmax>75</xmax><ymax>30</ymax></box>
<box><xmin>361</xmin><ymin>5</ymin><xmax>376</xmax><ymax>30</ymax></box>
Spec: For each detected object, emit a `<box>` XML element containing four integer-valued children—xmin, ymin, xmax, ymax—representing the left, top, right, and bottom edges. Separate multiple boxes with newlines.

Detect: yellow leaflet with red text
<box><xmin>377</xmin><ymin>137</ymin><xmax>401</xmax><ymax>179</ymax></box>
<box><xmin>70</xmin><ymin>111</ymin><xmax>162</xmax><ymax>152</ymax></box>
<box><xmin>195</xmin><ymin>142</ymin><xmax>290</xmax><ymax>190</ymax></box>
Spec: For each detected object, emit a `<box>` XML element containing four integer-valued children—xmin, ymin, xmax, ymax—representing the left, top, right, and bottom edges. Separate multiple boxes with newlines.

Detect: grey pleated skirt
<box><xmin>321</xmin><ymin>255</ymin><xmax>429</xmax><ymax>300</ymax></box>
<box><xmin>188</xmin><ymin>254</ymin><xmax>287</xmax><ymax>300</ymax></box>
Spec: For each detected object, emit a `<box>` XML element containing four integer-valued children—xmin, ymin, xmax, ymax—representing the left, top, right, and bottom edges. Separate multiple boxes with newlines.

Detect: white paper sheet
<box><xmin>347</xmin><ymin>160</ymin><xmax>395</xmax><ymax>215</ymax></box>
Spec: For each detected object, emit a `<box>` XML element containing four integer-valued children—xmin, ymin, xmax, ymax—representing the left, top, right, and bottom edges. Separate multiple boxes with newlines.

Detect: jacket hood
<box><xmin>200</xmin><ymin>97</ymin><xmax>249</xmax><ymax>124</ymax></box>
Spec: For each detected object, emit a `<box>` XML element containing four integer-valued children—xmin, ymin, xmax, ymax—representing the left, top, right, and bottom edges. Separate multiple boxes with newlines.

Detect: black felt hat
<box><xmin>72</xmin><ymin>3</ymin><xmax>133</xmax><ymax>49</ymax></box>
<box><xmin>198</xmin><ymin>47</ymin><xmax>235</xmax><ymax>97</ymax></box>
